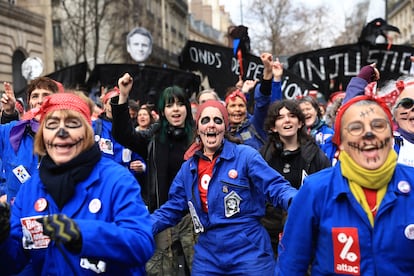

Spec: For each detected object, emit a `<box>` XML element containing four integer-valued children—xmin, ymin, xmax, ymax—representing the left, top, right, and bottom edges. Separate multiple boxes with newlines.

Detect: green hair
<box><xmin>157</xmin><ymin>86</ymin><xmax>194</xmax><ymax>145</ymax></box>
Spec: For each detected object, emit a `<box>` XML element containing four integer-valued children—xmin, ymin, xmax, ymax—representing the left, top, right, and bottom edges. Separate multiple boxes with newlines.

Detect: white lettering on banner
<box><xmin>297</xmin><ymin>49</ymin><xmax>414</xmax><ymax>82</ymax></box>
<box><xmin>189</xmin><ymin>47</ymin><xmax>222</xmax><ymax>68</ymax></box>
<box><xmin>231</xmin><ymin>58</ymin><xmax>263</xmax><ymax>80</ymax></box>
<box><xmin>281</xmin><ymin>76</ymin><xmax>303</xmax><ymax>99</ymax></box>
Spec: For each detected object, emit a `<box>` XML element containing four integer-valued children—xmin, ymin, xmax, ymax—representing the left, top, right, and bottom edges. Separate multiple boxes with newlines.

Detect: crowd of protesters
<box><xmin>1</xmin><ymin>52</ymin><xmax>414</xmax><ymax>275</ymax></box>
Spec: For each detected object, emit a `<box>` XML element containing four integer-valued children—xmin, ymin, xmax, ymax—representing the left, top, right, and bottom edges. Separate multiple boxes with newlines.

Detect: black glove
<box><xmin>0</xmin><ymin>202</ymin><xmax>10</xmax><ymax>243</ymax></box>
<box><xmin>37</xmin><ymin>214</ymin><xmax>82</xmax><ymax>252</ymax></box>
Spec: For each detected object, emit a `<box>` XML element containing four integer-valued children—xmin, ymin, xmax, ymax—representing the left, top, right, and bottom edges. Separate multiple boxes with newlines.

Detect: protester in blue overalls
<box><xmin>277</xmin><ymin>91</ymin><xmax>414</xmax><ymax>274</ymax></box>
<box><xmin>152</xmin><ymin>100</ymin><xmax>297</xmax><ymax>275</ymax></box>
<box><xmin>225</xmin><ymin>52</ymin><xmax>283</xmax><ymax>151</ymax></box>
<box><xmin>0</xmin><ymin>92</ymin><xmax>154</xmax><ymax>275</ymax></box>
<box><xmin>93</xmin><ymin>87</ymin><xmax>146</xmax><ymax>178</ymax></box>
<box><xmin>0</xmin><ymin>77</ymin><xmax>60</xmax><ymax>205</ymax></box>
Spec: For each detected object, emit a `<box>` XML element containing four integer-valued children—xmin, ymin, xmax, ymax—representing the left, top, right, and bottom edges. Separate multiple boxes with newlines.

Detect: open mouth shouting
<box><xmin>200</xmin><ymin>129</ymin><xmax>223</xmax><ymax>145</ymax></box>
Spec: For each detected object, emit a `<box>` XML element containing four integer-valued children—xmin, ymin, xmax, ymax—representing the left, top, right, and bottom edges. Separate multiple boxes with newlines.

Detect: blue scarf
<box><xmin>309</xmin><ymin>118</ymin><xmax>324</xmax><ymax>137</ymax></box>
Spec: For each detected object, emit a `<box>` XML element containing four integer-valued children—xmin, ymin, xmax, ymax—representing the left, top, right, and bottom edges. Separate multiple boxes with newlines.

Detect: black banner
<box><xmin>14</xmin><ymin>62</ymin><xmax>88</xmax><ymax>101</ymax></box>
<box><xmin>178</xmin><ymin>40</ymin><xmax>317</xmax><ymax>100</ymax></box>
<box><xmin>86</xmin><ymin>64</ymin><xmax>200</xmax><ymax>105</ymax></box>
<box><xmin>45</xmin><ymin>62</ymin><xmax>88</xmax><ymax>90</ymax></box>
<box><xmin>288</xmin><ymin>43</ymin><xmax>414</xmax><ymax>99</ymax></box>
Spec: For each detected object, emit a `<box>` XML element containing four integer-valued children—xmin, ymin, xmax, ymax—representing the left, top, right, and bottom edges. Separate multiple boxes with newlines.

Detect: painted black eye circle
<box><xmin>200</xmin><ymin>116</ymin><xmax>223</xmax><ymax>125</ymax></box>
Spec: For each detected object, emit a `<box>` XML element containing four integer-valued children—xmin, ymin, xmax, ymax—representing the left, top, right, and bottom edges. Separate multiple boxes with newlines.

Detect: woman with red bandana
<box><xmin>277</xmin><ymin>84</ymin><xmax>414</xmax><ymax>274</ymax></box>
<box><xmin>0</xmin><ymin>93</ymin><xmax>154</xmax><ymax>275</ymax></box>
<box><xmin>152</xmin><ymin>100</ymin><xmax>297</xmax><ymax>275</ymax></box>
<box><xmin>225</xmin><ymin>52</ymin><xmax>283</xmax><ymax>150</ymax></box>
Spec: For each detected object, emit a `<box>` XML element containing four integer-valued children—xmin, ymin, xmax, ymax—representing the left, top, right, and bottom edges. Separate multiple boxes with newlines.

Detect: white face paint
<box><xmin>197</xmin><ymin>106</ymin><xmax>226</xmax><ymax>155</ymax></box>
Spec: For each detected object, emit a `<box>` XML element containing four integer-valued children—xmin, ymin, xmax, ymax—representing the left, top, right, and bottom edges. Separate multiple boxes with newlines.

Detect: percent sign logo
<box><xmin>337</xmin><ymin>232</ymin><xmax>358</xmax><ymax>262</ymax></box>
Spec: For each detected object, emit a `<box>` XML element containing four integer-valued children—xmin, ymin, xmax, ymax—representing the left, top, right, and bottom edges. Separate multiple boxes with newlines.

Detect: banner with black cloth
<box><xmin>86</xmin><ymin>64</ymin><xmax>200</xmax><ymax>105</ymax></box>
<box><xmin>14</xmin><ymin>62</ymin><xmax>88</xmax><ymax>101</ymax></box>
<box><xmin>45</xmin><ymin>62</ymin><xmax>88</xmax><ymax>90</ymax></box>
<box><xmin>178</xmin><ymin>40</ymin><xmax>317</xmax><ymax>100</ymax></box>
<box><xmin>288</xmin><ymin>43</ymin><xmax>414</xmax><ymax>99</ymax></box>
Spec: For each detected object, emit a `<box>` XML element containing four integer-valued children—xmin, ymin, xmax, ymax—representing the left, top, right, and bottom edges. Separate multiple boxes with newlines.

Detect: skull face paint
<box><xmin>56</xmin><ymin>128</ymin><xmax>70</xmax><ymax>138</ymax></box>
<box><xmin>43</xmin><ymin>110</ymin><xmax>86</xmax><ymax>165</ymax></box>
<box><xmin>340</xmin><ymin>103</ymin><xmax>393</xmax><ymax>170</ymax></box>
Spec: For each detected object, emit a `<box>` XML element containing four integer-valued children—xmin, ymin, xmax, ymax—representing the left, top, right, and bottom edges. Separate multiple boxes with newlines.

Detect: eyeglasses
<box><xmin>396</xmin><ymin>98</ymin><xmax>414</xmax><ymax>109</ymax></box>
<box><xmin>345</xmin><ymin>118</ymin><xmax>389</xmax><ymax>136</ymax></box>
<box><xmin>200</xmin><ymin>116</ymin><xmax>223</xmax><ymax>125</ymax></box>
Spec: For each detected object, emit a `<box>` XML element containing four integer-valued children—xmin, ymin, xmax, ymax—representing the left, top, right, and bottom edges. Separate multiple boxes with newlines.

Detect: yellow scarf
<box><xmin>339</xmin><ymin>150</ymin><xmax>397</xmax><ymax>226</ymax></box>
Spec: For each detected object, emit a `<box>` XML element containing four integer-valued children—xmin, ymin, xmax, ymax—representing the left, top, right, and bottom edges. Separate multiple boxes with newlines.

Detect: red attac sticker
<box><xmin>332</xmin><ymin>227</ymin><xmax>361</xmax><ymax>275</ymax></box>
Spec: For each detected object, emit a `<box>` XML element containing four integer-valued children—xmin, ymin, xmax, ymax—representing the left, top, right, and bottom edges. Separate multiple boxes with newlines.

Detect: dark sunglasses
<box><xmin>396</xmin><ymin>98</ymin><xmax>414</xmax><ymax>109</ymax></box>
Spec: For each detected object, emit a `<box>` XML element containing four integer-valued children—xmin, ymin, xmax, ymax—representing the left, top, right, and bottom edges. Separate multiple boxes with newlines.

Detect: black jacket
<box><xmin>111</xmin><ymin>100</ymin><xmax>188</xmax><ymax>212</ymax></box>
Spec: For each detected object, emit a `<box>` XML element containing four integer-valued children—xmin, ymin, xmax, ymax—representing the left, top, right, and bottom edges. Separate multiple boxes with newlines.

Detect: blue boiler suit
<box><xmin>0</xmin><ymin>119</ymin><xmax>39</xmax><ymax>204</ymax></box>
<box><xmin>0</xmin><ymin>157</ymin><xmax>154</xmax><ymax>275</ymax></box>
<box><xmin>152</xmin><ymin>140</ymin><xmax>297</xmax><ymax>275</ymax></box>
<box><xmin>277</xmin><ymin>163</ymin><xmax>414</xmax><ymax>275</ymax></box>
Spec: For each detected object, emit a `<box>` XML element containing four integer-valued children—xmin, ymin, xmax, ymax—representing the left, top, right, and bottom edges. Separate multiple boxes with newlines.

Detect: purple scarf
<box><xmin>9</xmin><ymin>120</ymin><xmax>39</xmax><ymax>153</ymax></box>
<box><xmin>398</xmin><ymin>127</ymin><xmax>414</xmax><ymax>144</ymax></box>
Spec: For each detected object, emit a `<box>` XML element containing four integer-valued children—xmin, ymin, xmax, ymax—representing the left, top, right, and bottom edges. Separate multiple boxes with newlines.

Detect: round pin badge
<box><xmin>404</xmin><ymin>224</ymin><xmax>414</xmax><ymax>240</ymax></box>
<box><xmin>398</xmin><ymin>181</ymin><xmax>411</xmax><ymax>194</ymax></box>
<box><xmin>228</xmin><ymin>169</ymin><xmax>238</xmax><ymax>179</ymax></box>
<box><xmin>34</xmin><ymin>198</ymin><xmax>48</xmax><ymax>212</ymax></box>
<box><xmin>89</xmin><ymin>198</ymin><xmax>102</xmax><ymax>214</ymax></box>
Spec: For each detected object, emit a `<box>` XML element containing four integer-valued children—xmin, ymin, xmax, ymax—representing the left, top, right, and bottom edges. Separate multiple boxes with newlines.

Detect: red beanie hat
<box><xmin>37</xmin><ymin>93</ymin><xmax>92</xmax><ymax>125</ymax></box>
<box><xmin>332</xmin><ymin>95</ymin><xmax>393</xmax><ymax>146</ymax></box>
<box><xmin>195</xmin><ymin>100</ymin><xmax>229</xmax><ymax>128</ymax></box>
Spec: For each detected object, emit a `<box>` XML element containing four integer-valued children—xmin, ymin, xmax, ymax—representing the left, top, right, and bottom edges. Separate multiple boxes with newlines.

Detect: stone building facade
<box><xmin>387</xmin><ymin>0</ymin><xmax>414</xmax><ymax>46</ymax></box>
<box><xmin>0</xmin><ymin>0</ymin><xmax>54</xmax><ymax>96</ymax></box>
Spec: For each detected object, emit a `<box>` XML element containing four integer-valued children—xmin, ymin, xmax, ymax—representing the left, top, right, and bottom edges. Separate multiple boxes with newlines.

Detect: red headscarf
<box><xmin>37</xmin><ymin>93</ymin><xmax>92</xmax><ymax>125</ymax></box>
<box><xmin>102</xmin><ymin>87</ymin><xmax>120</xmax><ymax>104</ymax></box>
<box><xmin>224</xmin><ymin>89</ymin><xmax>247</xmax><ymax>106</ymax></box>
<box><xmin>195</xmin><ymin>100</ymin><xmax>229</xmax><ymax>129</ymax></box>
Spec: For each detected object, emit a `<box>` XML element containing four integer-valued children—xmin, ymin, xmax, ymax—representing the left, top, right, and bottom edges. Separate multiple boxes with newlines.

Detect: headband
<box><xmin>225</xmin><ymin>90</ymin><xmax>247</xmax><ymax>106</ymax></box>
<box><xmin>37</xmin><ymin>93</ymin><xmax>92</xmax><ymax>125</ymax></box>
<box><xmin>102</xmin><ymin>87</ymin><xmax>120</xmax><ymax>104</ymax></box>
<box><xmin>195</xmin><ymin>100</ymin><xmax>229</xmax><ymax>128</ymax></box>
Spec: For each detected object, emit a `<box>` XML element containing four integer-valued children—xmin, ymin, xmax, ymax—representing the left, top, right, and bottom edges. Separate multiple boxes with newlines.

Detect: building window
<box><xmin>52</xmin><ymin>0</ymin><xmax>60</xmax><ymax>6</ymax></box>
<box><xmin>54</xmin><ymin>60</ymin><xmax>64</xmax><ymax>71</ymax></box>
<box><xmin>52</xmin><ymin>21</ymin><xmax>62</xmax><ymax>47</ymax></box>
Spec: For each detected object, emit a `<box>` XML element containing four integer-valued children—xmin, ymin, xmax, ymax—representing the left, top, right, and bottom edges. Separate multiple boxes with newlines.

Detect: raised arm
<box><xmin>111</xmin><ymin>73</ymin><xmax>149</xmax><ymax>159</ymax></box>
